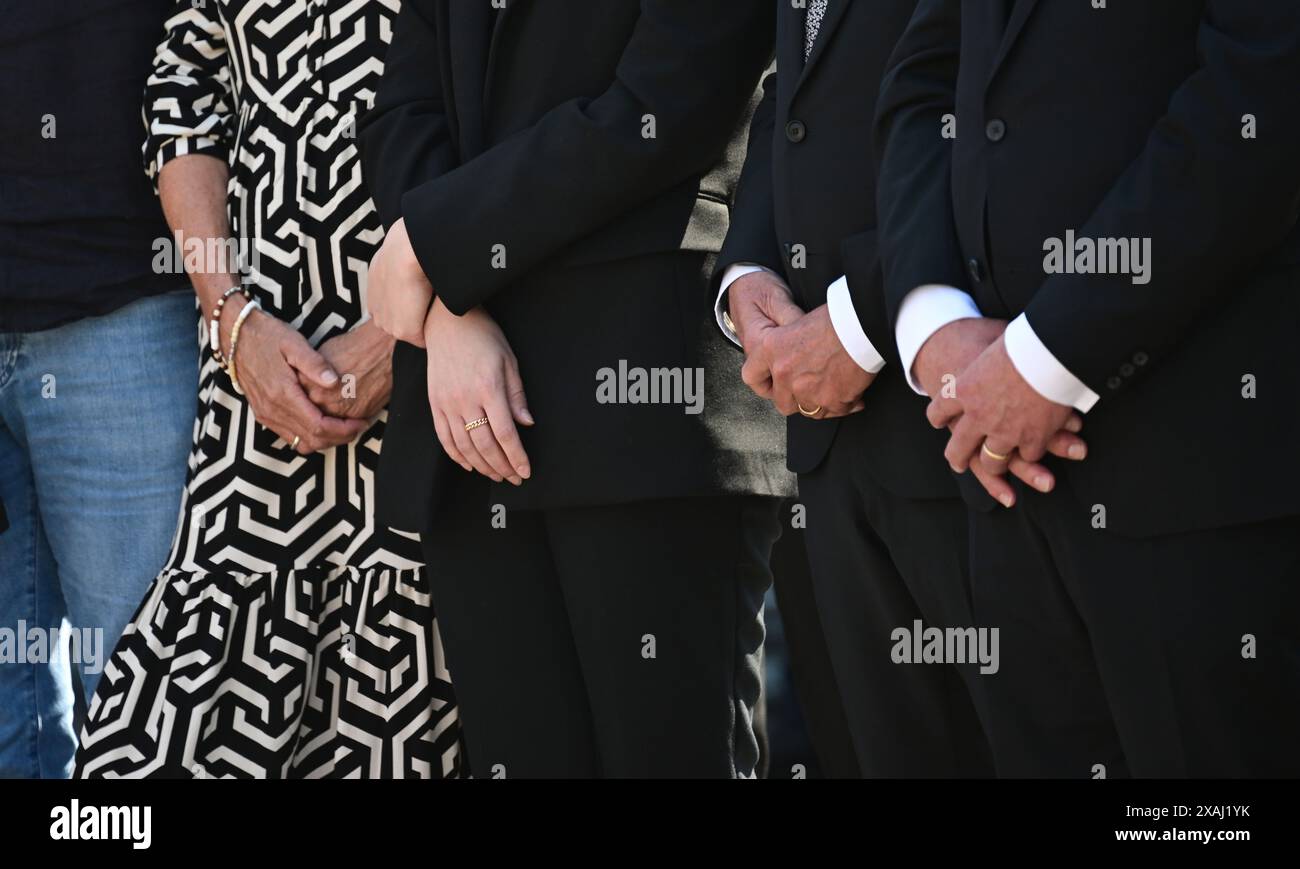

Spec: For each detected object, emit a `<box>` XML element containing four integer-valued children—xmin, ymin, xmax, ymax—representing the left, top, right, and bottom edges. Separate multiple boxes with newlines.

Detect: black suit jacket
<box><xmin>715</xmin><ymin>0</ymin><xmax>954</xmax><ymax>499</ymax></box>
<box><xmin>877</xmin><ymin>0</ymin><xmax>1300</xmax><ymax>536</ymax></box>
<box><xmin>360</xmin><ymin>0</ymin><xmax>793</xmax><ymax>530</ymax></box>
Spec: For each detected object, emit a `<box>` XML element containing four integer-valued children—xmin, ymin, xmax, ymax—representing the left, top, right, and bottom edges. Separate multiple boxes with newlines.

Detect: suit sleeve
<box><xmin>715</xmin><ymin>67</ymin><xmax>786</xmax><ymax>285</ymax></box>
<box><xmin>873</xmin><ymin>0</ymin><xmax>966</xmax><ymax>328</ymax></box>
<box><xmin>1023</xmin><ymin>1</ymin><xmax>1300</xmax><ymax>393</ymax></box>
<box><xmin>358</xmin><ymin>0</ymin><xmax>457</xmax><ymax>230</ymax></box>
<box><xmin>394</xmin><ymin>0</ymin><xmax>773</xmax><ymax>315</ymax></box>
<box><xmin>837</xmin><ymin>229</ymin><xmax>897</xmax><ymax>367</ymax></box>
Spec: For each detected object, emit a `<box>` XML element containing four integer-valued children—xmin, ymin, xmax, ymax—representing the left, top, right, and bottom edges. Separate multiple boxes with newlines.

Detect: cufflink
<box><xmin>723</xmin><ymin>310</ymin><xmax>737</xmax><ymax>335</ymax></box>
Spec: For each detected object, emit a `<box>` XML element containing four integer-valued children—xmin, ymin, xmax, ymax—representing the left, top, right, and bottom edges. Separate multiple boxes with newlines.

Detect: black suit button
<box><xmin>967</xmin><ymin>257</ymin><xmax>984</xmax><ymax>283</ymax></box>
<box><xmin>985</xmin><ymin>119</ymin><xmax>1007</xmax><ymax>142</ymax></box>
<box><xmin>785</xmin><ymin>120</ymin><xmax>807</xmax><ymax>143</ymax></box>
<box><xmin>1106</xmin><ymin>375</ymin><xmax>1123</xmax><ymax>391</ymax></box>
<box><xmin>1119</xmin><ymin>362</ymin><xmax>1136</xmax><ymax>378</ymax></box>
<box><xmin>1133</xmin><ymin>351</ymin><xmax>1149</xmax><ymax>366</ymax></box>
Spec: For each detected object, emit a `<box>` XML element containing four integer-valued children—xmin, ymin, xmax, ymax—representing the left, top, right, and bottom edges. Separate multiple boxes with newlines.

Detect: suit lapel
<box><xmin>775</xmin><ymin>0</ymin><xmax>803</xmax><ymax>108</ymax></box>
<box><xmin>448</xmin><ymin>0</ymin><xmax>493</xmax><ymax>158</ymax></box>
<box><xmin>484</xmin><ymin>0</ymin><xmax>522</xmax><ymax>117</ymax></box>
<box><xmin>792</xmin><ymin>0</ymin><xmax>850</xmax><ymax>98</ymax></box>
<box><xmin>988</xmin><ymin>0</ymin><xmax>1039</xmax><ymax>86</ymax></box>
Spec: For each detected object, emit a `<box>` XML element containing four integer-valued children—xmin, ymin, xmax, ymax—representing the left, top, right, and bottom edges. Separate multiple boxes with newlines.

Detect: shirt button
<box><xmin>967</xmin><ymin>257</ymin><xmax>984</xmax><ymax>283</ymax></box>
<box><xmin>1106</xmin><ymin>375</ymin><xmax>1123</xmax><ymax>391</ymax></box>
<box><xmin>785</xmin><ymin>120</ymin><xmax>807</xmax><ymax>143</ymax></box>
<box><xmin>1133</xmin><ymin>351</ymin><xmax>1149</xmax><ymax>366</ymax></box>
<box><xmin>985</xmin><ymin>119</ymin><xmax>1007</xmax><ymax>142</ymax></box>
<box><xmin>1119</xmin><ymin>362</ymin><xmax>1136</xmax><ymax>378</ymax></box>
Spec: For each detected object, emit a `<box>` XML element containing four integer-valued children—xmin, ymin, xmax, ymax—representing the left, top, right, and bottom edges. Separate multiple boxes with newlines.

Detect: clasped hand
<box><xmin>364</xmin><ymin>218</ymin><xmax>534</xmax><ymax>485</ymax></box>
<box><xmin>731</xmin><ymin>272</ymin><xmax>874</xmax><ymax>419</ymax></box>
<box><xmin>226</xmin><ymin>303</ymin><xmax>389</xmax><ymax>456</ymax></box>
<box><xmin>914</xmin><ymin>319</ymin><xmax>1088</xmax><ymax>508</ymax></box>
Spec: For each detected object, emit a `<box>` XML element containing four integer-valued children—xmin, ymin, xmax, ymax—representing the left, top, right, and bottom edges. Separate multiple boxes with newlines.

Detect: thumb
<box><xmin>505</xmin><ymin>361</ymin><xmax>533</xmax><ymax>426</ymax></box>
<box><xmin>283</xmin><ymin>335</ymin><xmax>339</xmax><ymax>388</ymax></box>
<box><xmin>768</xmin><ymin>294</ymin><xmax>805</xmax><ymax>328</ymax></box>
<box><xmin>758</xmin><ymin>289</ymin><xmax>804</xmax><ymax>328</ymax></box>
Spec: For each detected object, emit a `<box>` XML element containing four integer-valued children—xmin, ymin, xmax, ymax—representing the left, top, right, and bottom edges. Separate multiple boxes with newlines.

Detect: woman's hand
<box><xmin>226</xmin><ymin>300</ymin><xmax>368</xmax><ymax>454</ymax></box>
<box><xmin>424</xmin><ymin>299</ymin><xmax>534</xmax><ymax>485</ymax></box>
<box><xmin>302</xmin><ymin>321</ymin><xmax>395</xmax><ymax>422</ymax></box>
<box><xmin>367</xmin><ymin>218</ymin><xmax>435</xmax><ymax>346</ymax></box>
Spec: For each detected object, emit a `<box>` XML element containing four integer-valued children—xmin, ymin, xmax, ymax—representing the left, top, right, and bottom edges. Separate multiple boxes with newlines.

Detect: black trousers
<box><xmin>798</xmin><ymin>436</ymin><xmax>993</xmax><ymax>777</ymax></box>
<box><xmin>766</xmin><ymin>510</ymin><xmax>860</xmax><ymax>778</ymax></box>
<box><xmin>971</xmin><ymin>474</ymin><xmax>1300</xmax><ymax>778</ymax></box>
<box><xmin>422</xmin><ymin>475</ymin><xmax>781</xmax><ymax>778</ymax></box>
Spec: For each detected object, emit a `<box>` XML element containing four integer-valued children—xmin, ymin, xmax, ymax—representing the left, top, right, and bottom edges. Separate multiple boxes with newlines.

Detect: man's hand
<box><xmin>366</xmin><ymin>218</ymin><xmax>434</xmax><ymax>346</ymax></box>
<box><xmin>912</xmin><ymin>317</ymin><xmax>1009</xmax><ymax>399</ymax></box>
<box><xmin>729</xmin><ymin>270</ymin><xmax>803</xmax><ymax>400</ymax></box>
<box><xmin>914</xmin><ymin>318</ymin><xmax>1086</xmax><ymax>506</ymax></box>
<box><xmin>755</xmin><ymin>304</ymin><xmax>874</xmax><ymax>418</ymax></box>
<box><xmin>927</xmin><ymin>334</ymin><xmax>1086</xmax><ymax>507</ymax></box>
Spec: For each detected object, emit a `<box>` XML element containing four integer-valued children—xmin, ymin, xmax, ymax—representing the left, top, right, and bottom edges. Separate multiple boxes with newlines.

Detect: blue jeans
<box><xmin>0</xmin><ymin>290</ymin><xmax>196</xmax><ymax>778</ymax></box>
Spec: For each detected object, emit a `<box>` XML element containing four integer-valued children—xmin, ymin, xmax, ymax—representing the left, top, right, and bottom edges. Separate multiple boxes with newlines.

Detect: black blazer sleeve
<box><xmin>715</xmin><ymin>67</ymin><xmax>786</xmax><ymax>288</ymax></box>
<box><xmin>359</xmin><ymin>0</ymin><xmax>456</xmax><ymax>230</ymax></box>
<box><xmin>383</xmin><ymin>0</ymin><xmax>773</xmax><ymax>315</ymax></box>
<box><xmin>873</xmin><ymin>0</ymin><xmax>966</xmax><ymax>327</ymax></box>
<box><xmin>1023</xmin><ymin>1</ymin><xmax>1300</xmax><ymax>392</ymax></box>
<box><xmin>838</xmin><ymin>228</ymin><xmax>898</xmax><ymax>367</ymax></box>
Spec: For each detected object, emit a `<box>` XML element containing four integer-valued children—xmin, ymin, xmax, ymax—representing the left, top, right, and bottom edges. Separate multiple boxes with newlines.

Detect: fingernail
<box><xmin>1069</xmin><ymin>444</ymin><xmax>1087</xmax><ymax>460</ymax></box>
<box><xmin>518</xmin><ymin>465</ymin><xmax>531</xmax><ymax>479</ymax></box>
<box><xmin>490</xmin><ymin>474</ymin><xmax>503</xmax><ymax>483</ymax></box>
<box><xmin>1000</xmin><ymin>494</ymin><xmax>1015</xmax><ymax>508</ymax></box>
<box><xmin>520</xmin><ymin>409</ymin><xmax>535</xmax><ymax>425</ymax></box>
<box><xmin>320</xmin><ymin>370</ymin><xmax>339</xmax><ymax>385</ymax></box>
<box><xmin>1035</xmin><ymin>474</ymin><xmax>1053</xmax><ymax>492</ymax></box>
<box><xmin>508</xmin><ymin>475</ymin><xmax>522</xmax><ymax>486</ymax></box>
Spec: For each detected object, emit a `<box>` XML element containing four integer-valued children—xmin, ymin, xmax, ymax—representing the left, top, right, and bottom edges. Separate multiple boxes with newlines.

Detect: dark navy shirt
<box><xmin>0</xmin><ymin>0</ymin><xmax>179</xmax><ymax>332</ymax></box>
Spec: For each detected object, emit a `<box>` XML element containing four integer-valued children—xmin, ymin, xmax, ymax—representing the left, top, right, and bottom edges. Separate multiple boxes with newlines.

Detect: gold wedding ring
<box><xmin>797</xmin><ymin>403</ymin><xmax>822</xmax><ymax>418</ymax></box>
<box><xmin>464</xmin><ymin>417</ymin><xmax>491</xmax><ymax>432</ymax></box>
<box><xmin>290</xmin><ymin>435</ymin><xmax>302</xmax><ymax>450</ymax></box>
<box><xmin>981</xmin><ymin>442</ymin><xmax>1011</xmax><ymax>463</ymax></box>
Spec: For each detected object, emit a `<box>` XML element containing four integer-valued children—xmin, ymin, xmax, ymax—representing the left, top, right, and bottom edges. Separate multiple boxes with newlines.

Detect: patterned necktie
<box><xmin>805</xmin><ymin>0</ymin><xmax>829</xmax><ymax>61</ymax></box>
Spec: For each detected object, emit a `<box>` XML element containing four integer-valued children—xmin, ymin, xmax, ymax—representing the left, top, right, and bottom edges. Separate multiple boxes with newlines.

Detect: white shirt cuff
<box><xmin>716</xmin><ymin>264</ymin><xmax>779</xmax><ymax>347</ymax></box>
<box><xmin>895</xmin><ymin>284</ymin><xmax>983</xmax><ymax>395</ymax></box>
<box><xmin>825</xmin><ymin>275</ymin><xmax>886</xmax><ymax>374</ymax></box>
<box><xmin>1003</xmin><ymin>313</ymin><xmax>1100</xmax><ymax>413</ymax></box>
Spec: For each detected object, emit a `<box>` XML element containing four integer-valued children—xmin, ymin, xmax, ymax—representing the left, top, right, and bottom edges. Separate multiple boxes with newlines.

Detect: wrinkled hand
<box><xmin>424</xmin><ymin>298</ymin><xmax>533</xmax><ymax>485</ymax></box>
<box><xmin>914</xmin><ymin>318</ymin><xmax>1085</xmax><ymax>506</ymax></box>
<box><xmin>367</xmin><ymin>218</ymin><xmax>434</xmax><ymax>346</ymax></box>
<box><xmin>729</xmin><ymin>270</ymin><xmax>803</xmax><ymax>349</ymax></box>
<box><xmin>750</xmin><ymin>304</ymin><xmax>874</xmax><ymax>418</ymax></box>
<box><xmin>925</xmin><ymin>332</ymin><xmax>1087</xmax><ymax>507</ymax></box>
<box><xmin>230</xmin><ymin>302</ymin><xmax>368</xmax><ymax>454</ymax></box>
<box><xmin>301</xmin><ymin>321</ymin><xmax>395</xmax><ymax>421</ymax></box>
<box><xmin>912</xmin><ymin>317</ymin><xmax>1009</xmax><ymax>399</ymax></box>
<box><xmin>729</xmin><ymin>271</ymin><xmax>804</xmax><ymax>400</ymax></box>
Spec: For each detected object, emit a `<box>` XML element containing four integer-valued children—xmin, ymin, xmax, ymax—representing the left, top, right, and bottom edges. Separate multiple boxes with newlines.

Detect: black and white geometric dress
<box><xmin>75</xmin><ymin>0</ymin><xmax>462</xmax><ymax>778</ymax></box>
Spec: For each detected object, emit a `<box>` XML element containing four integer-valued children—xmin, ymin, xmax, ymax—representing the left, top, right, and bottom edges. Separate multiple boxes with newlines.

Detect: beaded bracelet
<box><xmin>209</xmin><ymin>285</ymin><xmax>251</xmax><ymax>369</ymax></box>
<box><xmin>227</xmin><ymin>298</ymin><xmax>262</xmax><ymax>396</ymax></box>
